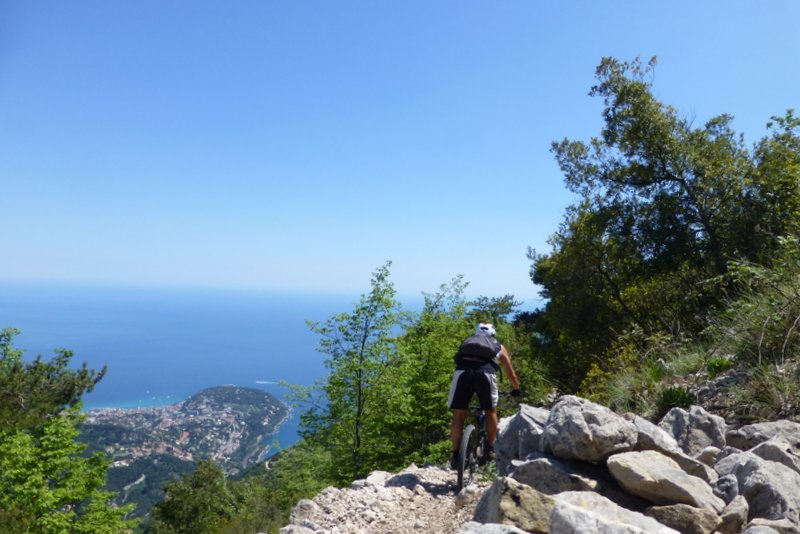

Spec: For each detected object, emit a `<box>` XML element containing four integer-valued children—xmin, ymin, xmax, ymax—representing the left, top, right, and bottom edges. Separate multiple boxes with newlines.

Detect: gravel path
<box><xmin>280</xmin><ymin>464</ymin><xmax>490</xmax><ymax>534</ymax></box>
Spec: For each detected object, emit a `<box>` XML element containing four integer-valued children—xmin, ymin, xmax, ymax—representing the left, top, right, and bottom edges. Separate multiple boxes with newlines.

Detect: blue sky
<box><xmin>2</xmin><ymin>1</ymin><xmax>798</xmax><ymax>303</ymax></box>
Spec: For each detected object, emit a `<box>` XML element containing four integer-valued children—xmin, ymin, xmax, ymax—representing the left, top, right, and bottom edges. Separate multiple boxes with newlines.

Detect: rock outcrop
<box><xmin>281</xmin><ymin>397</ymin><xmax>800</xmax><ymax>533</ymax></box>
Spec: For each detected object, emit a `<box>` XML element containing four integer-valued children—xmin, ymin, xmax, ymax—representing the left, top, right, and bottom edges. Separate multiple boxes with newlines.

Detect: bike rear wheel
<box><xmin>456</xmin><ymin>424</ymin><xmax>477</xmax><ymax>492</ymax></box>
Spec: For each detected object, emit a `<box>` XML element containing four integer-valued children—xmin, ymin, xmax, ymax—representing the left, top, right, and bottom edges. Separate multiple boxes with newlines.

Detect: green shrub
<box><xmin>670</xmin><ymin>350</ymin><xmax>706</xmax><ymax>376</ymax></box>
<box><xmin>734</xmin><ymin>363</ymin><xmax>800</xmax><ymax>421</ymax></box>
<box><xmin>706</xmin><ymin>356</ymin><xmax>733</xmax><ymax>379</ymax></box>
<box><xmin>657</xmin><ymin>386</ymin><xmax>695</xmax><ymax>417</ymax></box>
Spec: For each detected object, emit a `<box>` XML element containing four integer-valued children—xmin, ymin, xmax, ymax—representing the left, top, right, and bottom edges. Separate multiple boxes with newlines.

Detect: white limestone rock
<box><xmin>495</xmin><ymin>404</ymin><xmax>550</xmax><ymax>475</ymax></box>
<box><xmin>606</xmin><ymin>450</ymin><xmax>725</xmax><ymax>513</ymax></box>
<box><xmin>727</xmin><ymin>420</ymin><xmax>800</xmax><ymax>451</ymax></box>
<box><xmin>541</xmin><ymin>395</ymin><xmax>638</xmax><ymax>463</ymax></box>
<box><xmin>658</xmin><ymin>405</ymin><xmax>727</xmax><ymax>457</ymax></box>
<box><xmin>550</xmin><ymin>491</ymin><xmax>680</xmax><ymax>534</ymax></box>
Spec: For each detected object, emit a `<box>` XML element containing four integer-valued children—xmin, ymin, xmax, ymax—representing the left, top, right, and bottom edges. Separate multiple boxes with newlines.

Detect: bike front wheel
<box><xmin>456</xmin><ymin>423</ymin><xmax>477</xmax><ymax>492</ymax></box>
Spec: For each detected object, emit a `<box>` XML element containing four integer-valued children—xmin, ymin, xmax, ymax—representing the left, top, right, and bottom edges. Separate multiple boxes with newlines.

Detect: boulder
<box><xmin>743</xmin><ymin>526</ymin><xmax>782</xmax><ymax>534</ymax></box>
<box><xmin>509</xmin><ymin>454</ymin><xmax>649</xmax><ymax>512</ymax></box>
<box><xmin>718</xmin><ymin>495</ymin><xmax>749</xmax><ymax>534</ymax></box>
<box><xmin>744</xmin><ymin>518</ymin><xmax>800</xmax><ymax>534</ymax></box>
<box><xmin>550</xmin><ymin>491</ymin><xmax>680</xmax><ymax>534</ymax></box>
<box><xmin>670</xmin><ymin>453</ymin><xmax>719</xmax><ymax>484</ymax></box>
<box><xmin>658</xmin><ymin>405</ymin><xmax>727</xmax><ymax>457</ymax></box>
<box><xmin>509</xmin><ymin>455</ymin><xmax>600</xmax><ymax>495</ymax></box>
<box><xmin>475</xmin><ymin>477</ymin><xmax>555</xmax><ymax>534</ymax></box>
<box><xmin>625</xmin><ymin>413</ymin><xmax>680</xmax><ymax>452</ymax></box>
<box><xmin>607</xmin><ymin>450</ymin><xmax>725</xmax><ymax>513</ymax></box>
<box><xmin>697</xmin><ymin>446</ymin><xmax>722</xmax><ymax>466</ymax></box>
<box><xmin>750</xmin><ymin>435</ymin><xmax>800</xmax><ymax>475</ymax></box>
<box><xmin>727</xmin><ymin>420</ymin><xmax>800</xmax><ymax>451</ymax></box>
<box><xmin>713</xmin><ymin>473</ymin><xmax>740</xmax><ymax>503</ymax></box>
<box><xmin>715</xmin><ymin>445</ymin><xmax>745</xmax><ymax>464</ymax></box>
<box><xmin>644</xmin><ymin>503</ymin><xmax>721</xmax><ymax>534</ymax></box>
<box><xmin>626</xmin><ymin>412</ymin><xmax>718</xmax><ymax>483</ymax></box>
<box><xmin>719</xmin><ymin>454</ymin><xmax>800</xmax><ymax>526</ymax></box>
<box><xmin>715</xmin><ymin>450</ymin><xmax>757</xmax><ymax>478</ymax></box>
<box><xmin>541</xmin><ymin>395</ymin><xmax>638</xmax><ymax>463</ymax></box>
<box><xmin>495</xmin><ymin>404</ymin><xmax>550</xmax><ymax>475</ymax></box>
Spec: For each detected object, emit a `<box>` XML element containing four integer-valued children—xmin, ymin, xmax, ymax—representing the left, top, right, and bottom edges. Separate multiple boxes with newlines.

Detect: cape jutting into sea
<box><xmin>0</xmin><ymin>283</ymin><xmax>360</xmax><ymax>452</ymax></box>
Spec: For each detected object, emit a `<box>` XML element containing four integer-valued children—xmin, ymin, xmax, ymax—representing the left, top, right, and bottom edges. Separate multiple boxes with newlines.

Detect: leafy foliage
<box><xmin>298</xmin><ymin>261</ymin><xmax>402</xmax><ymax>483</ymax></box>
<box><xmin>101</xmin><ymin>455</ymin><xmax>195</xmax><ymax>523</ymax></box>
<box><xmin>656</xmin><ymin>387</ymin><xmax>695</xmax><ymax>418</ymax></box>
<box><xmin>0</xmin><ymin>329</ymin><xmax>136</xmax><ymax>533</ymax></box>
<box><xmin>706</xmin><ymin>356</ymin><xmax>732</xmax><ymax>379</ymax></box>
<box><xmin>530</xmin><ymin>57</ymin><xmax>800</xmax><ymax>393</ymax></box>
<box><xmin>732</xmin><ymin>362</ymin><xmax>800</xmax><ymax>422</ymax></box>
<box><xmin>1</xmin><ymin>327</ymin><xmax>105</xmax><ymax>433</ymax></box>
<box><xmin>144</xmin><ymin>442</ymin><xmax>332</xmax><ymax>534</ymax></box>
<box><xmin>151</xmin><ymin>460</ymin><xmax>237</xmax><ymax>534</ymax></box>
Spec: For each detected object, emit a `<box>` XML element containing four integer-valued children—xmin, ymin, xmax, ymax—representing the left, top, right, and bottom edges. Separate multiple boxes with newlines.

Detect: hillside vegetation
<box><xmin>2</xmin><ymin>56</ymin><xmax>799</xmax><ymax>533</ymax></box>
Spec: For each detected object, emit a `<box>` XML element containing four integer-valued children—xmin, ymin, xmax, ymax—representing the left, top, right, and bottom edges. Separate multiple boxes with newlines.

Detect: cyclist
<box><xmin>448</xmin><ymin>322</ymin><xmax>520</xmax><ymax>469</ymax></box>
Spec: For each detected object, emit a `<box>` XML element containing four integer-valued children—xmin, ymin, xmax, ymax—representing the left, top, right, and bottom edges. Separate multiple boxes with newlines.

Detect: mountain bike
<box><xmin>455</xmin><ymin>392</ymin><xmax>519</xmax><ymax>492</ymax></box>
<box><xmin>455</xmin><ymin>405</ymin><xmax>489</xmax><ymax>492</ymax></box>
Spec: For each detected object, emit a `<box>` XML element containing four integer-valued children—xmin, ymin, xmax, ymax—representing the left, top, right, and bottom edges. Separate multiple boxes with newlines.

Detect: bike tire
<box><xmin>456</xmin><ymin>424</ymin><xmax>477</xmax><ymax>492</ymax></box>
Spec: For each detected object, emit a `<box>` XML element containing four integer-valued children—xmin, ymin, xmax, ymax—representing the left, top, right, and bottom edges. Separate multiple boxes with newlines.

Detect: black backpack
<box><xmin>455</xmin><ymin>334</ymin><xmax>501</xmax><ymax>362</ymax></box>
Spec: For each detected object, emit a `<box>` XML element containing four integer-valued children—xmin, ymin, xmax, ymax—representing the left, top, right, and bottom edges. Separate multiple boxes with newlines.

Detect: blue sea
<box><xmin>0</xmin><ymin>283</ymin><xmax>361</xmax><ymax>452</ymax></box>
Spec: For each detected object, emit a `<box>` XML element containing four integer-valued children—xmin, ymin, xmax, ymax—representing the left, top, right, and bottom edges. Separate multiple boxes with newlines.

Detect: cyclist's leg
<box><xmin>448</xmin><ymin>370</ymin><xmax>472</xmax><ymax>464</ymax></box>
<box><xmin>451</xmin><ymin>409</ymin><xmax>468</xmax><ymax>451</ymax></box>
<box><xmin>474</xmin><ymin>371</ymin><xmax>499</xmax><ymax>449</ymax></box>
<box><xmin>485</xmin><ymin>408</ymin><xmax>498</xmax><ymax>448</ymax></box>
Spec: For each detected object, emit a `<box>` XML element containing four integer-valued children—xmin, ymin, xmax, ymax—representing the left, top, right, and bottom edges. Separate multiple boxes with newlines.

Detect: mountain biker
<box><xmin>448</xmin><ymin>322</ymin><xmax>520</xmax><ymax>469</ymax></box>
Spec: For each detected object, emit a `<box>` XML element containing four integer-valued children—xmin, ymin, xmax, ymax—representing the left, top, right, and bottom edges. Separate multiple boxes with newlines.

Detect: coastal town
<box><xmin>81</xmin><ymin>385</ymin><xmax>289</xmax><ymax>475</ymax></box>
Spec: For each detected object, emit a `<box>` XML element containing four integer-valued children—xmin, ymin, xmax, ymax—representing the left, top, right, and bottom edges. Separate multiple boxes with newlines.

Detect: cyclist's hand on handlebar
<box><xmin>510</xmin><ymin>389</ymin><xmax>522</xmax><ymax>397</ymax></box>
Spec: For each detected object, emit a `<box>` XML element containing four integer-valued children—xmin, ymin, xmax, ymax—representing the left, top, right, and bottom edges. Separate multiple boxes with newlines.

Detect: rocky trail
<box><xmin>280</xmin><ymin>464</ymin><xmax>489</xmax><ymax>534</ymax></box>
<box><xmin>279</xmin><ymin>395</ymin><xmax>800</xmax><ymax>533</ymax></box>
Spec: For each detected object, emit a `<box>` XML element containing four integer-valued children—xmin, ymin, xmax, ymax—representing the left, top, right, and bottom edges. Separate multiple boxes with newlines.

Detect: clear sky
<box><xmin>1</xmin><ymin>1</ymin><xmax>798</xmax><ymax>303</ymax></box>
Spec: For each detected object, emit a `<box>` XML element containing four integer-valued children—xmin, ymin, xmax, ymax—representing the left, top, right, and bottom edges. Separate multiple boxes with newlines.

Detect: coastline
<box><xmin>83</xmin><ymin>386</ymin><xmax>301</xmax><ymax>455</ymax></box>
<box><xmin>268</xmin><ymin>404</ymin><xmax>293</xmax><ymax>436</ymax></box>
<box><xmin>83</xmin><ymin>395</ymin><xmax>183</xmax><ymax>412</ymax></box>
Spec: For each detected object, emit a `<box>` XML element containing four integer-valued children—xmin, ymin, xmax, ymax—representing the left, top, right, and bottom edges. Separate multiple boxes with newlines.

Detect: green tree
<box><xmin>387</xmin><ymin>276</ymin><xmax>472</xmax><ymax>464</ymax></box>
<box><xmin>749</xmin><ymin>109</ymin><xmax>800</xmax><ymax>257</ymax></box>
<box><xmin>0</xmin><ymin>329</ymin><xmax>135</xmax><ymax>533</ymax></box>
<box><xmin>302</xmin><ymin>262</ymin><xmax>402</xmax><ymax>483</ymax></box>
<box><xmin>1</xmin><ymin>327</ymin><xmax>105</xmax><ymax>432</ymax></box>
<box><xmin>250</xmin><ymin>441</ymin><xmax>334</xmax><ymax>521</ymax></box>
<box><xmin>151</xmin><ymin>460</ymin><xmax>236</xmax><ymax>534</ymax></box>
<box><xmin>530</xmin><ymin>57</ymin><xmax>800</xmax><ymax>391</ymax></box>
<box><xmin>468</xmin><ymin>294</ymin><xmax>521</xmax><ymax>325</ymax></box>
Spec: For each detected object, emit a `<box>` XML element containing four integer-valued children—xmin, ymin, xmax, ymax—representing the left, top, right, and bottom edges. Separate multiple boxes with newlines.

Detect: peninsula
<box><xmin>82</xmin><ymin>385</ymin><xmax>289</xmax><ymax>474</ymax></box>
<box><xmin>80</xmin><ymin>385</ymin><xmax>289</xmax><ymax>518</ymax></box>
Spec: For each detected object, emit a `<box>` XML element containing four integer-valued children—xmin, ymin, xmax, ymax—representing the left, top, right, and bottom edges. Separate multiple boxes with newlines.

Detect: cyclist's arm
<box><xmin>498</xmin><ymin>344</ymin><xmax>520</xmax><ymax>391</ymax></box>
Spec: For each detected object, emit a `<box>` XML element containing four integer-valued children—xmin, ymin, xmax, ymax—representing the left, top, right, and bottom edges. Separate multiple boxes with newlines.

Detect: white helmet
<box><xmin>476</xmin><ymin>322</ymin><xmax>496</xmax><ymax>337</ymax></box>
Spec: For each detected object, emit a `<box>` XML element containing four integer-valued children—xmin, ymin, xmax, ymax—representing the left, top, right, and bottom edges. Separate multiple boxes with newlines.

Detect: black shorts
<box><xmin>448</xmin><ymin>368</ymin><xmax>498</xmax><ymax>410</ymax></box>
